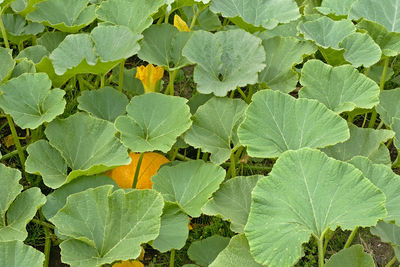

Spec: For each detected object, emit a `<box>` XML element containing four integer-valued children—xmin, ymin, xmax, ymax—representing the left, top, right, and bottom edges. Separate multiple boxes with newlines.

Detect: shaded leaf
<box><xmin>188</xmin><ymin>235</ymin><xmax>230</xmax><ymax>266</ymax></box>
<box><xmin>1</xmin><ymin>13</ymin><xmax>44</xmax><ymax>44</ymax></box>
<box><xmin>370</xmin><ymin>221</ymin><xmax>400</xmax><ymax>258</ymax></box>
<box><xmin>0</xmin><ymin>48</ymin><xmax>15</xmax><ymax>84</ymax></box>
<box><xmin>16</xmin><ymin>45</ymin><xmax>49</xmax><ymax>64</ymax></box>
<box><xmin>37</xmin><ymin>31</ymin><xmax>68</xmax><ymax>53</ymax></box>
<box><xmin>376</xmin><ymin>88</ymin><xmax>400</xmax><ymax>125</ymax></box>
<box><xmin>325</xmin><ymin>245</ymin><xmax>374</xmax><ymax>267</ymax></box>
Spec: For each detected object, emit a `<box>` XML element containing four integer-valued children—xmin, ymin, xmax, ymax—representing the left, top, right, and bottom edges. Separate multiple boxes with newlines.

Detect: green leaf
<box><xmin>350</xmin><ymin>0</ymin><xmax>400</xmax><ymax>32</ymax></box>
<box><xmin>0</xmin><ymin>163</ymin><xmax>46</xmax><ymax>241</ymax></box>
<box><xmin>96</xmin><ymin>0</ymin><xmax>164</xmax><ymax>33</ymax></box>
<box><xmin>298</xmin><ymin>16</ymin><xmax>355</xmax><ymax>49</ymax></box>
<box><xmin>182</xmin><ymin>29</ymin><xmax>266</xmax><ymax>96</ymax></box>
<box><xmin>77</xmin><ymin>87</ymin><xmax>128</xmax><ymax>122</ymax></box>
<box><xmin>0</xmin><ymin>48</ymin><xmax>15</xmax><ymax>84</ymax></box>
<box><xmin>238</xmin><ymin>90</ymin><xmax>349</xmax><ymax>158</ymax></box>
<box><xmin>0</xmin><ymin>73</ymin><xmax>66</xmax><ymax>129</ymax></box>
<box><xmin>316</xmin><ymin>0</ymin><xmax>357</xmax><ymax>16</ymax></box>
<box><xmin>11</xmin><ymin>59</ymin><xmax>36</xmax><ymax>78</ymax></box>
<box><xmin>44</xmin><ymin>112</ymin><xmax>131</xmax><ymax>182</ymax></box>
<box><xmin>152</xmin><ymin>160</ymin><xmax>225</xmax><ymax>217</ymax></box>
<box><xmin>112</xmin><ymin>66</ymin><xmax>144</xmax><ymax>96</ymax></box>
<box><xmin>152</xmin><ymin>202</ymin><xmax>189</xmax><ymax>253</ymax></box>
<box><xmin>41</xmin><ymin>175</ymin><xmax>117</xmax><ymax>219</ymax></box>
<box><xmin>115</xmin><ymin>93</ymin><xmax>192</xmax><ymax>153</ymax></box>
<box><xmin>339</xmin><ymin>32</ymin><xmax>382</xmax><ymax>68</ymax></box>
<box><xmin>367</xmin><ymin>65</ymin><xmax>394</xmax><ymax>84</ymax></box>
<box><xmin>376</xmin><ymin>88</ymin><xmax>400</xmax><ymax>125</ymax></box>
<box><xmin>184</xmin><ymin>97</ymin><xmax>247</xmax><ymax>165</ymax></box>
<box><xmin>210</xmin><ymin>0</ymin><xmax>300</xmax><ymax>30</ymax></box>
<box><xmin>322</xmin><ymin>123</ymin><xmax>394</xmax><ymax>165</ymax></box>
<box><xmin>188</xmin><ymin>235</ymin><xmax>230</xmax><ymax>266</ymax></box>
<box><xmin>259</xmin><ymin>19</ymin><xmax>301</xmax><ymax>40</ymax></box>
<box><xmin>299</xmin><ymin>60</ymin><xmax>380</xmax><ymax>113</ymax></box>
<box><xmin>27</xmin><ymin>0</ymin><xmax>96</xmax><ymax>33</ymax></box>
<box><xmin>393</xmin><ymin>117</ymin><xmax>400</xmax><ymax>149</ymax></box>
<box><xmin>349</xmin><ymin>156</ymin><xmax>400</xmax><ymax>224</ymax></box>
<box><xmin>357</xmin><ymin>19</ymin><xmax>400</xmax><ymax>57</ymax></box>
<box><xmin>138</xmin><ymin>24</ymin><xmax>191</xmax><ymax>71</ymax></box>
<box><xmin>258</xmin><ymin>36</ymin><xmax>316</xmax><ymax>93</ymax></box>
<box><xmin>370</xmin><ymin>221</ymin><xmax>400</xmax><ymax>259</ymax></box>
<box><xmin>50</xmin><ymin>185</ymin><xmax>164</xmax><ymax>267</ymax></box>
<box><xmin>325</xmin><ymin>245</ymin><xmax>374</xmax><ymax>267</ymax></box>
<box><xmin>0</xmin><ymin>241</ymin><xmax>44</xmax><ymax>267</ymax></box>
<box><xmin>1</xmin><ymin>14</ymin><xmax>44</xmax><ymax>44</ymax></box>
<box><xmin>16</xmin><ymin>45</ymin><xmax>50</xmax><ymax>64</ymax></box>
<box><xmin>210</xmin><ymin>235</ymin><xmax>263</xmax><ymax>267</ymax></box>
<box><xmin>245</xmin><ymin>148</ymin><xmax>386</xmax><ymax>267</ymax></box>
<box><xmin>25</xmin><ymin>140</ymin><xmax>68</xmax><ymax>189</ymax></box>
<box><xmin>11</xmin><ymin>0</ymin><xmax>45</xmax><ymax>15</ymax></box>
<box><xmin>202</xmin><ymin>175</ymin><xmax>262</xmax><ymax>233</ymax></box>
<box><xmin>37</xmin><ymin>32</ymin><xmax>68</xmax><ymax>53</ymax></box>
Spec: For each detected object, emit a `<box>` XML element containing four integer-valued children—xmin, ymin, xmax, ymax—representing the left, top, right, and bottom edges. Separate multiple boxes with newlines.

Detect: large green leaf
<box><xmin>152</xmin><ymin>160</ymin><xmax>225</xmax><ymax>217</ymax></box>
<box><xmin>349</xmin><ymin>156</ymin><xmax>400</xmax><ymax>224</ymax></box>
<box><xmin>36</xmin><ymin>112</ymin><xmax>130</xmax><ymax>183</ymax></box>
<box><xmin>77</xmin><ymin>87</ymin><xmax>128</xmax><ymax>122</ymax></box>
<box><xmin>152</xmin><ymin>202</ymin><xmax>189</xmax><ymax>253</ymax></box>
<box><xmin>16</xmin><ymin>45</ymin><xmax>50</xmax><ymax>64</ymax></box>
<box><xmin>0</xmin><ymin>164</ymin><xmax>46</xmax><ymax>241</ymax></box>
<box><xmin>350</xmin><ymin>0</ymin><xmax>400</xmax><ymax>33</ymax></box>
<box><xmin>37</xmin><ymin>32</ymin><xmax>68</xmax><ymax>53</ymax></box>
<box><xmin>209</xmin><ymin>0</ymin><xmax>300</xmax><ymax>30</ymax></box>
<box><xmin>357</xmin><ymin>20</ymin><xmax>400</xmax><ymax>57</ymax></box>
<box><xmin>96</xmin><ymin>0</ymin><xmax>164</xmax><ymax>33</ymax></box>
<box><xmin>316</xmin><ymin>0</ymin><xmax>357</xmax><ymax>16</ymax></box>
<box><xmin>42</xmin><ymin>175</ymin><xmax>117</xmax><ymax>219</ymax></box>
<box><xmin>115</xmin><ymin>93</ymin><xmax>192</xmax><ymax>153</ymax></box>
<box><xmin>184</xmin><ymin>97</ymin><xmax>247</xmax><ymax>165</ymax></box>
<box><xmin>50</xmin><ymin>185</ymin><xmax>164</xmax><ymax>267</ymax></box>
<box><xmin>299</xmin><ymin>60</ymin><xmax>380</xmax><ymax>113</ymax></box>
<box><xmin>370</xmin><ymin>221</ymin><xmax>400</xmax><ymax>259</ymax></box>
<box><xmin>202</xmin><ymin>175</ymin><xmax>262</xmax><ymax>233</ymax></box>
<box><xmin>137</xmin><ymin>24</ymin><xmax>191</xmax><ymax>71</ymax></box>
<box><xmin>0</xmin><ymin>241</ymin><xmax>44</xmax><ymax>267</ymax></box>
<box><xmin>245</xmin><ymin>148</ymin><xmax>386</xmax><ymax>266</ymax></box>
<box><xmin>258</xmin><ymin>36</ymin><xmax>316</xmax><ymax>93</ymax></box>
<box><xmin>237</xmin><ymin>90</ymin><xmax>349</xmax><ymax>158</ymax></box>
<box><xmin>376</xmin><ymin>88</ymin><xmax>400</xmax><ymax>125</ymax></box>
<box><xmin>188</xmin><ymin>235</ymin><xmax>230</xmax><ymax>267</ymax></box>
<box><xmin>182</xmin><ymin>29</ymin><xmax>266</xmax><ymax>96</ymax></box>
<box><xmin>209</xmin><ymin>235</ymin><xmax>262</xmax><ymax>267</ymax></box>
<box><xmin>27</xmin><ymin>0</ymin><xmax>96</xmax><ymax>33</ymax></box>
<box><xmin>325</xmin><ymin>245</ymin><xmax>374</xmax><ymax>267</ymax></box>
<box><xmin>322</xmin><ymin>124</ymin><xmax>394</xmax><ymax>165</ymax></box>
<box><xmin>0</xmin><ymin>73</ymin><xmax>65</xmax><ymax>129</ymax></box>
<box><xmin>0</xmin><ymin>48</ymin><xmax>14</xmax><ymax>84</ymax></box>
<box><xmin>1</xmin><ymin>14</ymin><xmax>44</xmax><ymax>44</ymax></box>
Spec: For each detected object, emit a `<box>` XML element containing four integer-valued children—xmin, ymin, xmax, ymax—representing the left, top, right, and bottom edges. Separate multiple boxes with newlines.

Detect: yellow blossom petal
<box><xmin>174</xmin><ymin>14</ymin><xmax>190</xmax><ymax>32</ymax></box>
<box><xmin>136</xmin><ymin>64</ymin><xmax>164</xmax><ymax>93</ymax></box>
<box><xmin>113</xmin><ymin>260</ymin><xmax>144</xmax><ymax>267</ymax></box>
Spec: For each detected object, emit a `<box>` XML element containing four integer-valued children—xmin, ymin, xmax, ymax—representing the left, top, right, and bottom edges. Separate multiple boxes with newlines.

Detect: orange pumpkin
<box><xmin>108</xmin><ymin>152</ymin><xmax>169</xmax><ymax>189</ymax></box>
<box><xmin>113</xmin><ymin>260</ymin><xmax>144</xmax><ymax>267</ymax></box>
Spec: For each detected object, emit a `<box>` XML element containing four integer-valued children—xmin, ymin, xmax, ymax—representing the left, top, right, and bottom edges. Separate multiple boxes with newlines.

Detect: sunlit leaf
<box><xmin>16</xmin><ymin>45</ymin><xmax>49</xmax><ymax>64</ymax></box>
<box><xmin>1</xmin><ymin>13</ymin><xmax>44</xmax><ymax>44</ymax></box>
<box><xmin>376</xmin><ymin>88</ymin><xmax>400</xmax><ymax>125</ymax></box>
<box><xmin>0</xmin><ymin>241</ymin><xmax>44</xmax><ymax>267</ymax></box>
<box><xmin>0</xmin><ymin>48</ymin><xmax>15</xmax><ymax>84</ymax></box>
<box><xmin>316</xmin><ymin>0</ymin><xmax>357</xmax><ymax>16</ymax></box>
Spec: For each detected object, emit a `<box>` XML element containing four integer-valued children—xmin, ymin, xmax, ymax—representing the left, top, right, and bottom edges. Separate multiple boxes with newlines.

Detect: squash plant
<box><xmin>1</xmin><ymin>0</ymin><xmax>400</xmax><ymax>266</ymax></box>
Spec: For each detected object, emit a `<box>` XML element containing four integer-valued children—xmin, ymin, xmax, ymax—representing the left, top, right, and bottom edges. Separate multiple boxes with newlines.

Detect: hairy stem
<box><xmin>344</xmin><ymin>226</ymin><xmax>359</xmax><ymax>249</ymax></box>
<box><xmin>0</xmin><ymin>7</ymin><xmax>10</xmax><ymax>49</ymax></box>
<box><xmin>118</xmin><ymin>60</ymin><xmax>125</xmax><ymax>92</ymax></box>
<box><xmin>189</xmin><ymin>5</ymin><xmax>200</xmax><ymax>30</ymax></box>
<box><xmin>369</xmin><ymin>58</ymin><xmax>389</xmax><ymax>128</ymax></box>
<box><xmin>6</xmin><ymin>115</ymin><xmax>26</xmax><ymax>168</ymax></box>
<box><xmin>166</xmin><ymin>70</ymin><xmax>178</xmax><ymax>95</ymax></box>
<box><xmin>132</xmin><ymin>152</ymin><xmax>144</xmax><ymax>189</ymax></box>
<box><xmin>31</xmin><ymin>218</ymin><xmax>55</xmax><ymax>230</ymax></box>
<box><xmin>169</xmin><ymin>249</ymin><xmax>175</xmax><ymax>267</ymax></box>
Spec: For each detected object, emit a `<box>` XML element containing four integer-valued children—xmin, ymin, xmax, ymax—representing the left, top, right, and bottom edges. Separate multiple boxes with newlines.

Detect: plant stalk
<box><xmin>385</xmin><ymin>256</ymin><xmax>397</xmax><ymax>267</ymax></box>
<box><xmin>0</xmin><ymin>7</ymin><xmax>10</xmax><ymax>49</ymax></box>
<box><xmin>344</xmin><ymin>226</ymin><xmax>359</xmax><ymax>249</ymax></box>
<box><xmin>169</xmin><ymin>249</ymin><xmax>175</xmax><ymax>267</ymax></box>
<box><xmin>317</xmin><ymin>237</ymin><xmax>324</xmax><ymax>267</ymax></box>
<box><xmin>118</xmin><ymin>60</ymin><xmax>125</xmax><ymax>92</ymax></box>
<box><xmin>6</xmin><ymin>115</ymin><xmax>26</xmax><ymax>168</ymax></box>
<box><xmin>1</xmin><ymin>145</ymin><xmax>28</xmax><ymax>161</ymax></box>
<box><xmin>369</xmin><ymin>58</ymin><xmax>389</xmax><ymax>128</ymax></box>
<box><xmin>189</xmin><ymin>5</ymin><xmax>200</xmax><ymax>30</ymax></box>
<box><xmin>166</xmin><ymin>70</ymin><xmax>178</xmax><ymax>95</ymax></box>
<box><xmin>40</xmin><ymin>212</ymin><xmax>51</xmax><ymax>267</ymax></box>
<box><xmin>31</xmin><ymin>218</ymin><xmax>55</xmax><ymax>229</ymax></box>
<box><xmin>132</xmin><ymin>152</ymin><xmax>144</xmax><ymax>189</ymax></box>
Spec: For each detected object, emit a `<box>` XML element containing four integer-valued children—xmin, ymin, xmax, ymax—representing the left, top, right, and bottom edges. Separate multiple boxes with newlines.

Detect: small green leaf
<box><xmin>16</xmin><ymin>45</ymin><xmax>49</xmax><ymax>64</ymax></box>
<box><xmin>182</xmin><ymin>29</ymin><xmax>266</xmax><ymax>96</ymax></box>
<box><xmin>0</xmin><ymin>73</ymin><xmax>66</xmax><ymax>129</ymax></box>
<box><xmin>322</xmin><ymin>123</ymin><xmax>394</xmax><ymax>165</ymax></box>
<box><xmin>393</xmin><ymin>117</ymin><xmax>400</xmax><ymax>149</ymax></box>
<box><xmin>245</xmin><ymin>148</ymin><xmax>386</xmax><ymax>266</ymax></box>
<box><xmin>202</xmin><ymin>175</ymin><xmax>262</xmax><ymax>233</ymax></box>
<box><xmin>325</xmin><ymin>245</ymin><xmax>374</xmax><ymax>267</ymax></box>
<box><xmin>210</xmin><ymin>235</ymin><xmax>263</xmax><ymax>267</ymax></box>
<box><xmin>115</xmin><ymin>93</ymin><xmax>192</xmax><ymax>153</ymax></box>
<box><xmin>370</xmin><ymin>221</ymin><xmax>400</xmax><ymax>258</ymax></box>
<box><xmin>299</xmin><ymin>60</ymin><xmax>380</xmax><ymax>113</ymax></box>
<box><xmin>210</xmin><ymin>0</ymin><xmax>300</xmax><ymax>30</ymax></box>
<box><xmin>11</xmin><ymin>0</ymin><xmax>44</xmax><ymax>15</ymax></box>
<box><xmin>317</xmin><ymin>0</ymin><xmax>357</xmax><ymax>16</ymax></box>
<box><xmin>77</xmin><ymin>87</ymin><xmax>129</xmax><ymax>122</ymax></box>
<box><xmin>184</xmin><ymin>97</ymin><xmax>247</xmax><ymax>165</ymax></box>
<box><xmin>0</xmin><ymin>241</ymin><xmax>44</xmax><ymax>267</ymax></box>
<box><xmin>152</xmin><ymin>202</ymin><xmax>189</xmax><ymax>253</ymax></box>
<box><xmin>112</xmin><ymin>66</ymin><xmax>144</xmax><ymax>96</ymax></box>
<box><xmin>188</xmin><ymin>235</ymin><xmax>230</xmax><ymax>266</ymax></box>
<box><xmin>11</xmin><ymin>59</ymin><xmax>36</xmax><ymax>78</ymax></box>
<box><xmin>152</xmin><ymin>160</ymin><xmax>225</xmax><ymax>217</ymax></box>
<box><xmin>50</xmin><ymin>185</ymin><xmax>164</xmax><ymax>267</ymax></box>
<box><xmin>1</xmin><ymin>13</ymin><xmax>44</xmax><ymax>44</ymax></box>
<box><xmin>27</xmin><ymin>0</ymin><xmax>96</xmax><ymax>33</ymax></box>
<box><xmin>238</xmin><ymin>90</ymin><xmax>349</xmax><ymax>158</ymax></box>
<box><xmin>376</xmin><ymin>88</ymin><xmax>400</xmax><ymax>125</ymax></box>
<box><xmin>0</xmin><ymin>48</ymin><xmax>15</xmax><ymax>84</ymax></box>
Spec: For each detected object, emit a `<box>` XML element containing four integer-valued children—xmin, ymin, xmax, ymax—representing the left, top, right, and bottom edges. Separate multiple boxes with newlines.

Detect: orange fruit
<box><xmin>113</xmin><ymin>260</ymin><xmax>144</xmax><ymax>267</ymax></box>
<box><xmin>108</xmin><ymin>152</ymin><xmax>169</xmax><ymax>189</ymax></box>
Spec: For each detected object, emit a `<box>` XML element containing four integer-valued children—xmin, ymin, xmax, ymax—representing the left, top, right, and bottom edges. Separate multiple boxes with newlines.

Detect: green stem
<box><xmin>246</xmin><ymin>85</ymin><xmax>254</xmax><ymax>103</ymax></box>
<box><xmin>237</xmin><ymin>87</ymin><xmax>247</xmax><ymax>101</ymax></box>
<box><xmin>229</xmin><ymin>152</ymin><xmax>236</xmax><ymax>178</ymax></box>
<box><xmin>344</xmin><ymin>226</ymin><xmax>359</xmax><ymax>249</ymax></box>
<box><xmin>169</xmin><ymin>148</ymin><xmax>178</xmax><ymax>161</ymax></box>
<box><xmin>132</xmin><ymin>152</ymin><xmax>144</xmax><ymax>189</ymax></box>
<box><xmin>40</xmin><ymin>212</ymin><xmax>51</xmax><ymax>267</ymax></box>
<box><xmin>169</xmin><ymin>249</ymin><xmax>175</xmax><ymax>267</ymax></box>
<box><xmin>0</xmin><ymin>7</ymin><xmax>10</xmax><ymax>49</ymax></box>
<box><xmin>202</xmin><ymin>152</ymin><xmax>209</xmax><ymax>162</ymax></box>
<box><xmin>323</xmin><ymin>234</ymin><xmax>332</xmax><ymax>256</ymax></box>
<box><xmin>118</xmin><ymin>60</ymin><xmax>125</xmax><ymax>92</ymax></box>
<box><xmin>369</xmin><ymin>58</ymin><xmax>389</xmax><ymax>128</ymax></box>
<box><xmin>317</xmin><ymin>236</ymin><xmax>324</xmax><ymax>267</ymax></box>
<box><xmin>78</xmin><ymin>76</ymin><xmax>96</xmax><ymax>90</ymax></box>
<box><xmin>166</xmin><ymin>70</ymin><xmax>178</xmax><ymax>95</ymax></box>
<box><xmin>31</xmin><ymin>218</ymin><xmax>55</xmax><ymax>230</ymax></box>
<box><xmin>1</xmin><ymin>145</ymin><xmax>28</xmax><ymax>161</ymax></box>
<box><xmin>196</xmin><ymin>148</ymin><xmax>201</xmax><ymax>160</ymax></box>
<box><xmin>385</xmin><ymin>256</ymin><xmax>397</xmax><ymax>267</ymax></box>
<box><xmin>362</xmin><ymin>113</ymin><xmax>368</xmax><ymax>128</ymax></box>
<box><xmin>189</xmin><ymin>5</ymin><xmax>200</xmax><ymax>30</ymax></box>
<box><xmin>6</xmin><ymin>115</ymin><xmax>25</xmax><ymax>168</ymax></box>
<box><xmin>100</xmin><ymin>74</ymin><xmax>105</xmax><ymax>88</ymax></box>
<box><xmin>347</xmin><ymin>114</ymin><xmax>354</xmax><ymax>123</ymax></box>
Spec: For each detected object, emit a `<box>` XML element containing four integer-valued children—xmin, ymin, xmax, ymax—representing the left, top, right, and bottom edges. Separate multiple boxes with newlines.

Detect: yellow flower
<box><xmin>112</xmin><ymin>260</ymin><xmax>144</xmax><ymax>267</ymax></box>
<box><xmin>174</xmin><ymin>14</ymin><xmax>190</xmax><ymax>32</ymax></box>
<box><xmin>136</xmin><ymin>64</ymin><xmax>164</xmax><ymax>93</ymax></box>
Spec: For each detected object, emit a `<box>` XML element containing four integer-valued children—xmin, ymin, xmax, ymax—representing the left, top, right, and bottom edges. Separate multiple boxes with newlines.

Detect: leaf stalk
<box><xmin>132</xmin><ymin>152</ymin><xmax>144</xmax><ymax>189</ymax></box>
